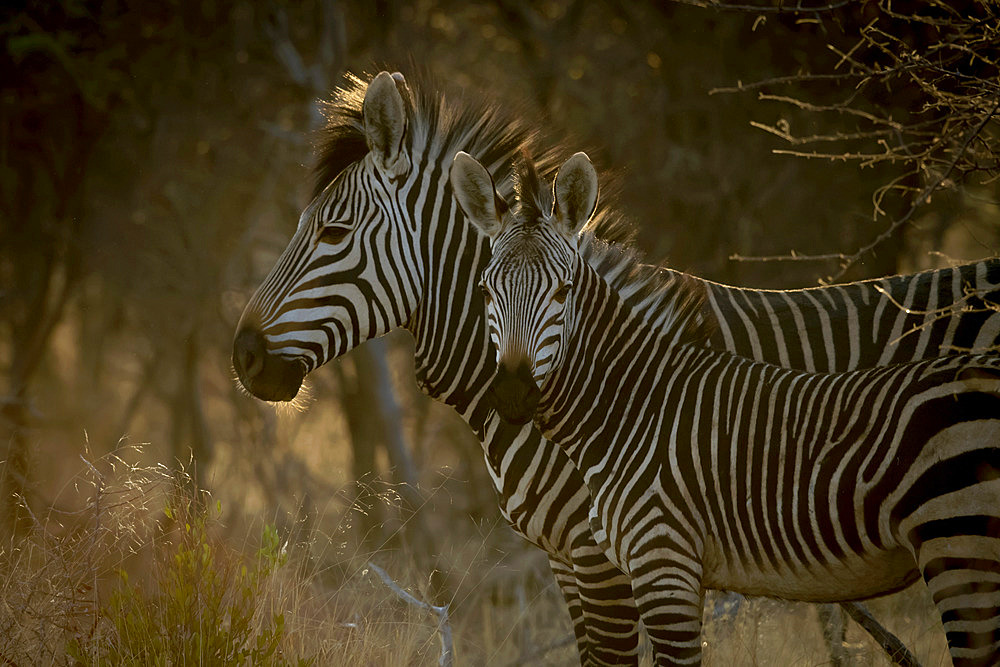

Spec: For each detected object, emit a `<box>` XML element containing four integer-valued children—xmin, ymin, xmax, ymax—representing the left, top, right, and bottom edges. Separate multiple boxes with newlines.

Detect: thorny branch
<box><xmin>824</xmin><ymin>95</ymin><xmax>1000</xmax><ymax>282</ymax></box>
<box><xmin>712</xmin><ymin>0</ymin><xmax>1000</xmax><ymax>280</ymax></box>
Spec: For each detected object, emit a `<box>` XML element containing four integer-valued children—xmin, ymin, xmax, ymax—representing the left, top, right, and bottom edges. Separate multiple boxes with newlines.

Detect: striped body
<box><xmin>234</xmin><ymin>72</ymin><xmax>1000</xmax><ymax>666</ymax></box>
<box><xmin>538</xmin><ymin>260</ymin><xmax>1000</xmax><ymax>665</ymax></box>
<box><xmin>471</xmin><ymin>153</ymin><xmax>1000</xmax><ymax>666</ymax></box>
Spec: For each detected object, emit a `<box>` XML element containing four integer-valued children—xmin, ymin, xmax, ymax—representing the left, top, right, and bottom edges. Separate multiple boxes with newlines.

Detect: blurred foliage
<box><xmin>0</xmin><ymin>0</ymin><xmax>998</xmax><ymax>659</ymax></box>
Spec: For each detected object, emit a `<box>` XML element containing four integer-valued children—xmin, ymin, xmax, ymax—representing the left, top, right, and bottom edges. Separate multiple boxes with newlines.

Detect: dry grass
<box><xmin>0</xmin><ymin>445</ymin><xmax>578</xmax><ymax>666</ymax></box>
<box><xmin>0</xmin><ymin>445</ymin><xmax>953</xmax><ymax>666</ymax></box>
<box><xmin>702</xmin><ymin>591</ymin><xmax>950</xmax><ymax>666</ymax></box>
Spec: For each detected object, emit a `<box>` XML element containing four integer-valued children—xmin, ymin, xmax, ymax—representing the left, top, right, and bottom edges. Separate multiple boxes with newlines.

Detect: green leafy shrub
<box><xmin>69</xmin><ymin>496</ymin><xmax>307</xmax><ymax>666</ymax></box>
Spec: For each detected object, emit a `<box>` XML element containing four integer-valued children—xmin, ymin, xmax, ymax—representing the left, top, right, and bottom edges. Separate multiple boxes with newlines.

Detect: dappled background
<box><xmin>3</xmin><ymin>1</ymin><xmax>998</xmax><ymax>663</ymax></box>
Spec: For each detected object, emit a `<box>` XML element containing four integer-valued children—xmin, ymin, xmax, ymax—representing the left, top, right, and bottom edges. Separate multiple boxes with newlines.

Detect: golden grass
<box><xmin>0</xmin><ymin>446</ymin><xmax>954</xmax><ymax>666</ymax></box>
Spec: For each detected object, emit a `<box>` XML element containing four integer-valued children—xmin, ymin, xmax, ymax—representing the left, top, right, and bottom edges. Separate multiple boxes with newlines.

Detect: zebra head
<box><xmin>452</xmin><ymin>151</ymin><xmax>598</xmax><ymax>424</ymax></box>
<box><xmin>233</xmin><ymin>71</ymin><xmax>422</xmax><ymax>401</ymax></box>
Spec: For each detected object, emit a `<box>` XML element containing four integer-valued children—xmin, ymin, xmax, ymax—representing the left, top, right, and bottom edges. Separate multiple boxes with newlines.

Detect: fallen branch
<box><xmin>840</xmin><ymin>601</ymin><xmax>921</xmax><ymax>667</ymax></box>
<box><xmin>367</xmin><ymin>562</ymin><xmax>453</xmax><ymax>667</ymax></box>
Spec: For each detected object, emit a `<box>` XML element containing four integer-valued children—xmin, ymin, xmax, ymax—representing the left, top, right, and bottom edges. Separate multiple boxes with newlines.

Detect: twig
<box><xmin>873</xmin><ymin>283</ymin><xmax>1000</xmax><ymax>318</ymax></box>
<box><xmin>672</xmin><ymin>0</ymin><xmax>854</xmax><ymax>14</ymax></box>
<box><xmin>873</xmin><ymin>283</ymin><xmax>1000</xmax><ymax>347</ymax></box>
<box><xmin>710</xmin><ymin>71</ymin><xmax>860</xmax><ymax>95</ymax></box>
<box><xmin>729</xmin><ymin>250</ymin><xmax>848</xmax><ymax>263</ymax></box>
<box><xmin>367</xmin><ymin>562</ymin><xmax>454</xmax><ymax>667</ymax></box>
<box><xmin>731</xmin><ymin>94</ymin><xmax>1000</xmax><ymax>273</ymax></box>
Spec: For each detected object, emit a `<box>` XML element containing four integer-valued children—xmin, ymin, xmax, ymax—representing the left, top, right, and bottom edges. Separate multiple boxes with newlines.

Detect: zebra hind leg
<box><xmin>896</xmin><ymin>403</ymin><xmax>1000</xmax><ymax>665</ymax></box>
<box><xmin>914</xmin><ymin>530</ymin><xmax>1000</xmax><ymax>667</ymax></box>
<box><xmin>902</xmin><ymin>479</ymin><xmax>1000</xmax><ymax>667</ymax></box>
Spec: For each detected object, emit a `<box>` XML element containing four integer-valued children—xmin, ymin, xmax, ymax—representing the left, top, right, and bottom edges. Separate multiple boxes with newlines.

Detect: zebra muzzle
<box><xmin>232</xmin><ymin>326</ymin><xmax>305</xmax><ymax>402</ymax></box>
<box><xmin>489</xmin><ymin>360</ymin><xmax>541</xmax><ymax>425</ymax></box>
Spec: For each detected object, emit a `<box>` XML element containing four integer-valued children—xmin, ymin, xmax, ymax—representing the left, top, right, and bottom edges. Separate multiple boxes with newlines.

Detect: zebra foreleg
<box><xmin>627</xmin><ymin>542</ymin><xmax>705</xmax><ymax>666</ymax></box>
<box><xmin>549</xmin><ymin>557</ymin><xmax>592</xmax><ymax>665</ymax></box>
<box><xmin>572</xmin><ymin>543</ymin><xmax>642</xmax><ymax>665</ymax></box>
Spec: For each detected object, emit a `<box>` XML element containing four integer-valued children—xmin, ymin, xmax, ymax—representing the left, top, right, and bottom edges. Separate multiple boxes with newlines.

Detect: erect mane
<box><xmin>502</xmin><ymin>151</ymin><xmax>708</xmax><ymax>347</ymax></box>
<box><xmin>313</xmin><ymin>69</ymin><xmax>557</xmax><ymax>202</ymax></box>
<box><xmin>513</xmin><ymin>154</ymin><xmax>551</xmax><ymax>226</ymax></box>
<box><xmin>509</xmin><ymin>154</ymin><xmax>708</xmax><ymax>347</ymax></box>
<box><xmin>578</xmin><ymin>231</ymin><xmax>710</xmax><ymax>348</ymax></box>
<box><xmin>313</xmin><ymin>69</ymin><xmax>636</xmax><ymax>244</ymax></box>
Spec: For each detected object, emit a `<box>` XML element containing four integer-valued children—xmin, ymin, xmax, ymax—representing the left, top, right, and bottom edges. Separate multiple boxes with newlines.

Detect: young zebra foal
<box><xmin>452</xmin><ymin>150</ymin><xmax>1000</xmax><ymax>666</ymax></box>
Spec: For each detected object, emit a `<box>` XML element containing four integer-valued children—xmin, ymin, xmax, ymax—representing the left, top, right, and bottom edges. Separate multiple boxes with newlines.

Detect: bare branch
<box><xmin>730</xmin><ymin>250</ymin><xmax>848</xmax><ymax>263</ymax></box>
<box><xmin>710</xmin><ymin>72</ymin><xmax>859</xmax><ymax>95</ymax></box>
<box><xmin>826</xmin><ymin>94</ymin><xmax>1000</xmax><ymax>281</ymax></box>
<box><xmin>841</xmin><ymin>601</ymin><xmax>922</xmax><ymax>667</ymax></box>
<box><xmin>367</xmin><ymin>562</ymin><xmax>454</xmax><ymax>667</ymax></box>
<box><xmin>673</xmin><ymin>0</ymin><xmax>854</xmax><ymax>14</ymax></box>
<box><xmin>702</xmin><ymin>1</ymin><xmax>1000</xmax><ymax>282</ymax></box>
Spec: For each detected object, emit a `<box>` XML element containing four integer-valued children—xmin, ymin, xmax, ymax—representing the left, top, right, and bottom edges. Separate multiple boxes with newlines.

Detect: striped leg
<box><xmin>909</xmin><ymin>516</ymin><xmax>1000</xmax><ymax>666</ymax></box>
<box><xmin>549</xmin><ymin>557</ymin><xmax>591</xmax><ymax>664</ymax></box>
<box><xmin>629</xmin><ymin>539</ymin><xmax>704</xmax><ymax>666</ymax></box>
<box><xmin>573</xmin><ymin>543</ymin><xmax>641</xmax><ymax>664</ymax></box>
<box><xmin>897</xmin><ymin>425</ymin><xmax>1000</xmax><ymax>667</ymax></box>
<box><xmin>892</xmin><ymin>418</ymin><xmax>1000</xmax><ymax>666</ymax></box>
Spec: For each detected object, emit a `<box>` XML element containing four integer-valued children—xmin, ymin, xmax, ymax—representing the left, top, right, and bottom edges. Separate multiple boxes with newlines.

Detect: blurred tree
<box><xmin>0</xmin><ymin>0</ymin><xmax>123</xmax><ymax>534</ymax></box>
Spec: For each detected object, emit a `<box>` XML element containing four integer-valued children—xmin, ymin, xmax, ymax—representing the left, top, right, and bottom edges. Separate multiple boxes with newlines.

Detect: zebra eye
<box><xmin>479</xmin><ymin>283</ymin><xmax>492</xmax><ymax>304</ymax></box>
<box><xmin>552</xmin><ymin>283</ymin><xmax>571</xmax><ymax>304</ymax></box>
<box><xmin>319</xmin><ymin>224</ymin><xmax>351</xmax><ymax>245</ymax></box>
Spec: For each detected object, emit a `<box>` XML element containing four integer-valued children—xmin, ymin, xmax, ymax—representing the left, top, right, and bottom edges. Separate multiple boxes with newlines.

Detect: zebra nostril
<box><xmin>233</xmin><ymin>328</ymin><xmax>266</xmax><ymax>380</ymax></box>
<box><xmin>239</xmin><ymin>347</ymin><xmax>262</xmax><ymax>378</ymax></box>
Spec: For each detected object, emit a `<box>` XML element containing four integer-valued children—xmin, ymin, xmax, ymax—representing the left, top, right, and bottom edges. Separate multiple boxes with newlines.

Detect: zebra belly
<box><xmin>702</xmin><ymin>544</ymin><xmax>919</xmax><ymax>602</ymax></box>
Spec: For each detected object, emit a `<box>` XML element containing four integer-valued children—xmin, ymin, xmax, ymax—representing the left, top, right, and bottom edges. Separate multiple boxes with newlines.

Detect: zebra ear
<box><xmin>553</xmin><ymin>152</ymin><xmax>598</xmax><ymax>238</ymax></box>
<box><xmin>363</xmin><ymin>71</ymin><xmax>409</xmax><ymax>176</ymax></box>
<box><xmin>451</xmin><ymin>152</ymin><xmax>503</xmax><ymax>239</ymax></box>
<box><xmin>389</xmin><ymin>72</ymin><xmax>412</xmax><ymax>107</ymax></box>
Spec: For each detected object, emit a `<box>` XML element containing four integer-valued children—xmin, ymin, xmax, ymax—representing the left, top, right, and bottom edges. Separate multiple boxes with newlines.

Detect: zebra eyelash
<box><xmin>553</xmin><ymin>283</ymin><xmax>571</xmax><ymax>304</ymax></box>
<box><xmin>318</xmin><ymin>222</ymin><xmax>353</xmax><ymax>245</ymax></box>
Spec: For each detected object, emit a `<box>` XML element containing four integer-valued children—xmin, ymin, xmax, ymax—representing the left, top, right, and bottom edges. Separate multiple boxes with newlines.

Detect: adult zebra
<box><xmin>232</xmin><ymin>70</ymin><xmax>998</xmax><ymax>664</ymax></box>
<box><xmin>458</xmin><ymin>150</ymin><xmax>1000</xmax><ymax>666</ymax></box>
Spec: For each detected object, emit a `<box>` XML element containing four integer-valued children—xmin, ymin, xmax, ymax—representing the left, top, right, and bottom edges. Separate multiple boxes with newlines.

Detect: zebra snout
<box><xmin>234</xmin><ymin>328</ymin><xmax>266</xmax><ymax>380</ymax></box>
<box><xmin>489</xmin><ymin>361</ymin><xmax>541</xmax><ymax>425</ymax></box>
<box><xmin>232</xmin><ymin>326</ymin><xmax>305</xmax><ymax>402</ymax></box>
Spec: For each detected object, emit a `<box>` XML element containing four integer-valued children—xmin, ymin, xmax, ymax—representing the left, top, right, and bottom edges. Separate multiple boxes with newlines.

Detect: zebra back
<box><xmin>695</xmin><ymin>261</ymin><xmax>1000</xmax><ymax>372</ymax></box>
